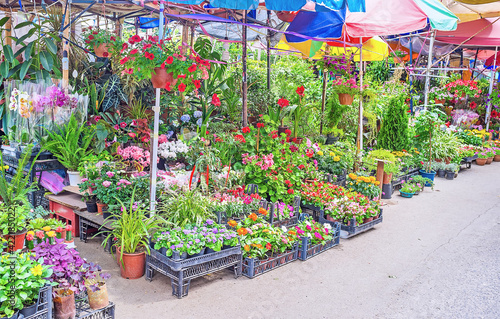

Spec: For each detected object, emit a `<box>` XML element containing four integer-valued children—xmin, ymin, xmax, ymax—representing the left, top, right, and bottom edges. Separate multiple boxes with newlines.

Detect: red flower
<box><xmin>278</xmin><ymin>98</ymin><xmax>289</xmax><ymax>108</ymax></box>
<box><xmin>469</xmin><ymin>101</ymin><xmax>477</xmax><ymax>109</ymax></box>
<box><xmin>102</xmin><ymin>52</ymin><xmax>109</xmax><ymax>57</ymax></box>
<box><xmin>120</xmin><ymin>122</ymin><xmax>127</xmax><ymax>128</ymax></box>
<box><xmin>128</xmin><ymin>132</ymin><xmax>136</xmax><ymax>138</ymax></box>
<box><xmin>128</xmin><ymin>37</ymin><xmax>135</xmax><ymax>44</ymax></box>
<box><xmin>121</xmin><ymin>42</ymin><xmax>129</xmax><ymax>53</ymax></box>
<box><xmin>131</xmin><ymin>35</ymin><xmax>142</xmax><ymax>43</ymax></box>
<box><xmin>266</xmin><ymin>242</ymin><xmax>272</xmax><ymax>250</ymax></box>
<box><xmin>166</xmin><ymin>56</ymin><xmax>174</xmax><ymax>64</ymax></box>
<box><xmin>85</xmin><ymin>40</ymin><xmax>90</xmax><ymax>44</ymax></box>
<box><xmin>287</xmin><ymin>189</ymin><xmax>294</xmax><ymax>194</ymax></box>
<box><xmin>130</xmin><ymin>49</ymin><xmax>138</xmax><ymax>55</ymax></box>
<box><xmin>165</xmin><ymin>82</ymin><xmax>171</xmax><ymax>91</ymax></box>
<box><xmin>211</xmin><ymin>93</ymin><xmax>221</xmax><ymax>106</ymax></box>
<box><xmin>120</xmin><ymin>57</ymin><xmax>129</xmax><ymax>65</ymax></box>
<box><xmin>124</xmin><ymin>68</ymin><xmax>133</xmax><ymax>74</ymax></box>
<box><xmin>188</xmin><ymin>64</ymin><xmax>197</xmax><ymax>73</ymax></box>
<box><xmin>110</xmin><ymin>36</ymin><xmax>116</xmax><ymax>41</ymax></box>
<box><xmin>92</xmin><ymin>31</ymin><xmax>98</xmax><ymax>35</ymax></box>
<box><xmin>296</xmin><ymin>85</ymin><xmax>305</xmax><ymax>96</ymax></box>
<box><xmin>285</xmin><ymin>129</ymin><xmax>291</xmax><ymax>136</ymax></box>
<box><xmin>178</xmin><ymin>74</ymin><xmax>186</xmax><ymax>79</ymax></box>
<box><xmin>242</xmin><ymin>127</ymin><xmax>251</xmax><ymax>134</ymax></box>
<box><xmin>298</xmin><ymin>164</ymin><xmax>305</xmax><ymax>169</ymax></box>
<box><xmin>178</xmin><ymin>82</ymin><xmax>186</xmax><ymax>93</ymax></box>
<box><xmin>256</xmin><ymin>123</ymin><xmax>265</xmax><ymax>128</ymax></box>
<box><xmin>193</xmin><ymin>79</ymin><xmax>201</xmax><ymax>89</ymax></box>
<box><xmin>272</xmin><ymin>133</ymin><xmax>278</xmax><ymax>139</ymax></box>
<box><xmin>445</xmin><ymin>121</ymin><xmax>450</xmax><ymax>128</ymax></box>
<box><xmin>141</xmin><ymin>135</ymin><xmax>150</xmax><ymax>143</ymax></box>
<box><xmin>234</xmin><ymin>135</ymin><xmax>246</xmax><ymax>143</ymax></box>
<box><xmin>143</xmin><ymin>43</ymin><xmax>152</xmax><ymax>50</ymax></box>
<box><xmin>88</xmin><ymin>35</ymin><xmax>94</xmax><ymax>40</ymax></box>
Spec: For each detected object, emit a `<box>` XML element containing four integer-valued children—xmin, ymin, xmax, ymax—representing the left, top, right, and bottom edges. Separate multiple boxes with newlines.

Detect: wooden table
<box><xmin>74</xmin><ymin>209</ymin><xmax>114</xmax><ymax>253</ymax></box>
<box><xmin>46</xmin><ymin>190</ymin><xmax>87</xmax><ymax>237</ymax></box>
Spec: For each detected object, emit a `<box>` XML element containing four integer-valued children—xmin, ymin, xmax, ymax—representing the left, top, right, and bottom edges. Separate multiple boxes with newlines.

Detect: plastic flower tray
<box><xmin>242</xmin><ymin>243</ymin><xmax>299</xmax><ymax>279</ymax></box>
<box><xmin>300</xmin><ymin>204</ymin><xmax>323</xmax><ymax>222</ymax></box>
<box><xmin>22</xmin><ymin>284</ymin><xmax>52</xmax><ymax>319</ymax></box>
<box><xmin>265</xmin><ymin>197</ymin><xmax>300</xmax><ymax>228</ymax></box>
<box><xmin>145</xmin><ymin>246</ymin><xmax>242</xmax><ymax>298</ymax></box>
<box><xmin>339</xmin><ymin>209</ymin><xmax>383</xmax><ymax>239</ymax></box>
<box><xmin>297</xmin><ymin>218</ymin><xmax>340</xmax><ymax>261</ymax></box>
<box><xmin>75</xmin><ymin>291</ymin><xmax>115</xmax><ymax>319</ymax></box>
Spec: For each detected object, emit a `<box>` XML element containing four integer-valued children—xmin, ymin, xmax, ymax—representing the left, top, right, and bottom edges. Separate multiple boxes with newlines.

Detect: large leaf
<box><xmin>7</xmin><ymin>64</ymin><xmax>22</xmax><ymax>78</ymax></box>
<box><xmin>0</xmin><ymin>17</ymin><xmax>10</xmax><ymax>27</ymax></box>
<box><xmin>2</xmin><ymin>45</ymin><xmax>13</xmax><ymax>63</ymax></box>
<box><xmin>19</xmin><ymin>60</ymin><xmax>32</xmax><ymax>79</ymax></box>
<box><xmin>15</xmin><ymin>28</ymin><xmax>36</xmax><ymax>45</ymax></box>
<box><xmin>44</xmin><ymin>37</ymin><xmax>57</xmax><ymax>54</ymax></box>
<box><xmin>24</xmin><ymin>42</ymin><xmax>34</xmax><ymax>60</ymax></box>
<box><xmin>14</xmin><ymin>21</ymin><xmax>32</xmax><ymax>29</ymax></box>
<box><xmin>0</xmin><ymin>61</ymin><xmax>8</xmax><ymax>78</ymax></box>
<box><xmin>39</xmin><ymin>51</ymin><xmax>54</xmax><ymax>71</ymax></box>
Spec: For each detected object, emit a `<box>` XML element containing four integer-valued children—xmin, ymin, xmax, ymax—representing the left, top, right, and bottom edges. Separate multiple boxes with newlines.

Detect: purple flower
<box><xmin>195</xmin><ymin>239</ymin><xmax>200</xmax><ymax>243</ymax></box>
<box><xmin>206</xmin><ymin>219</ymin><xmax>214</xmax><ymax>225</ymax></box>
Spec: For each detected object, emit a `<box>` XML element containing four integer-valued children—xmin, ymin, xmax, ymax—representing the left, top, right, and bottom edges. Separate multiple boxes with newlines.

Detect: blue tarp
<box><xmin>285</xmin><ymin>10</ymin><xmax>346</xmax><ymax>43</ymax></box>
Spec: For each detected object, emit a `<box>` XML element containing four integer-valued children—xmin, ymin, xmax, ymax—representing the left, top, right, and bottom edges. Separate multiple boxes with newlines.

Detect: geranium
<box><xmin>296</xmin><ymin>86</ymin><xmax>305</xmax><ymax>96</ymax></box>
<box><xmin>278</xmin><ymin>97</ymin><xmax>290</xmax><ymax>108</ymax></box>
<box><xmin>211</xmin><ymin>93</ymin><xmax>221</xmax><ymax>106</ymax></box>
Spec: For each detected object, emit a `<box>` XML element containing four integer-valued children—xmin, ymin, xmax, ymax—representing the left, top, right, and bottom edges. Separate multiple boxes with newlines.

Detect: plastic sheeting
<box><xmin>399</xmin><ymin>36</ymin><xmax>457</xmax><ymax>56</ymax></box>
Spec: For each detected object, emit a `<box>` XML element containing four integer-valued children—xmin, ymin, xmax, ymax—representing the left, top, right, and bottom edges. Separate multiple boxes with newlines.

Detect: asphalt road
<box><xmin>77</xmin><ymin>162</ymin><xmax>500</xmax><ymax>319</ymax></box>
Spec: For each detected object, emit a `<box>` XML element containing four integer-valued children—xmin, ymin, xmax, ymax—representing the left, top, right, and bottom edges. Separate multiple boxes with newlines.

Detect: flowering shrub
<box><xmin>445</xmin><ymin>79</ymin><xmax>481</xmax><ymax>98</ymax></box>
<box><xmin>117</xmin><ymin>145</ymin><xmax>150</xmax><ymax>171</ymax></box>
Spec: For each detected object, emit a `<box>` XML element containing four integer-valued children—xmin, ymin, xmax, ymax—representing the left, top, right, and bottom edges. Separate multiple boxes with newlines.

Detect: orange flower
<box><xmin>249</xmin><ymin>213</ymin><xmax>258</xmax><ymax>221</ymax></box>
<box><xmin>256</xmin><ymin>244</ymin><xmax>263</xmax><ymax>249</ymax></box>
<box><xmin>244</xmin><ymin>245</ymin><xmax>250</xmax><ymax>252</ymax></box>
<box><xmin>258</xmin><ymin>208</ymin><xmax>268</xmax><ymax>216</ymax></box>
<box><xmin>237</xmin><ymin>228</ymin><xmax>248</xmax><ymax>236</ymax></box>
<box><xmin>288</xmin><ymin>230</ymin><xmax>296</xmax><ymax>236</ymax></box>
<box><xmin>262</xmin><ymin>229</ymin><xmax>270</xmax><ymax>233</ymax></box>
<box><xmin>228</xmin><ymin>220</ymin><xmax>237</xmax><ymax>227</ymax></box>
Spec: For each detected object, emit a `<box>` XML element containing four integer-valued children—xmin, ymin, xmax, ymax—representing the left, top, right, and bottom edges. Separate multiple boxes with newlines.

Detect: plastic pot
<box><xmin>93</xmin><ymin>43</ymin><xmax>111</xmax><ymax>57</ymax></box>
<box><xmin>419</xmin><ymin>170</ymin><xmax>436</xmax><ymax>186</ymax></box>
<box><xmin>437</xmin><ymin>169</ymin><xmax>446</xmax><ymax>178</ymax></box>
<box><xmin>0</xmin><ymin>311</ymin><xmax>18</xmax><ymax>319</ymax></box>
<box><xmin>53</xmin><ymin>289</ymin><xmax>76</xmax><ymax>319</ymax></box>
<box><xmin>399</xmin><ymin>191</ymin><xmax>414</xmax><ymax>198</ymax></box>
<box><xmin>116</xmin><ymin>247</ymin><xmax>146</xmax><ymax>279</ymax></box>
<box><xmin>67</xmin><ymin>171</ymin><xmax>82</xmax><ymax>187</ymax></box>
<box><xmin>445</xmin><ymin>171</ymin><xmax>454</xmax><ymax>180</ymax></box>
<box><xmin>87</xmin><ymin>283</ymin><xmax>109</xmax><ymax>310</ymax></box>
<box><xmin>381</xmin><ymin>183</ymin><xmax>392</xmax><ymax>199</ymax></box>
<box><xmin>150</xmin><ymin>67</ymin><xmax>174</xmax><ymax>89</ymax></box>
<box><xmin>86</xmin><ymin>201</ymin><xmax>98</xmax><ymax>213</ymax></box>
<box><xmin>4</xmin><ymin>231</ymin><xmax>26</xmax><ymax>252</ymax></box>
<box><xmin>19</xmin><ymin>302</ymin><xmax>37</xmax><ymax>317</ymax></box>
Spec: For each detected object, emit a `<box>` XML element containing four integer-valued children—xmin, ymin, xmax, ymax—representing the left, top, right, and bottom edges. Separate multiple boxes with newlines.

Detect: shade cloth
<box><xmin>159</xmin><ymin>0</ymin><xmax>365</xmax><ymax>11</ymax></box>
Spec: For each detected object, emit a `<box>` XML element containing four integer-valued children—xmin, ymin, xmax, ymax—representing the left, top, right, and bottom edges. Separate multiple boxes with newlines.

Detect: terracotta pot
<box><xmin>383</xmin><ymin>172</ymin><xmax>393</xmax><ymax>185</ymax></box>
<box><xmin>96</xmin><ymin>203</ymin><xmax>107</xmax><ymax>214</ymax></box>
<box><xmin>4</xmin><ymin>231</ymin><xmax>26</xmax><ymax>252</ymax></box>
<box><xmin>93</xmin><ymin>43</ymin><xmax>111</xmax><ymax>58</ymax></box>
<box><xmin>53</xmin><ymin>289</ymin><xmax>76</xmax><ymax>319</ymax></box>
<box><xmin>486</xmin><ymin>157</ymin><xmax>493</xmax><ymax>164</ymax></box>
<box><xmin>116</xmin><ymin>247</ymin><xmax>146</xmax><ymax>279</ymax></box>
<box><xmin>364</xmin><ymin>217</ymin><xmax>374</xmax><ymax>224</ymax></box>
<box><xmin>435</xmin><ymin>158</ymin><xmax>442</xmax><ymax>163</ymax></box>
<box><xmin>476</xmin><ymin>158</ymin><xmax>487</xmax><ymax>166</ymax></box>
<box><xmin>151</xmin><ymin>67</ymin><xmax>175</xmax><ymax>89</ymax></box>
<box><xmin>435</xmin><ymin>99</ymin><xmax>445</xmax><ymax>104</ymax></box>
<box><xmin>494</xmin><ymin>154</ymin><xmax>500</xmax><ymax>162</ymax></box>
<box><xmin>87</xmin><ymin>283</ymin><xmax>109</xmax><ymax>310</ymax></box>
<box><xmin>338</xmin><ymin>93</ymin><xmax>353</xmax><ymax>105</ymax></box>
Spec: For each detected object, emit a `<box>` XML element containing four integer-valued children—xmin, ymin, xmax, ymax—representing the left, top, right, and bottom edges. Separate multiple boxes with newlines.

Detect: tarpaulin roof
<box><xmin>160</xmin><ymin>0</ymin><xmax>365</xmax><ymax>12</ymax></box>
<box><xmin>285</xmin><ymin>0</ymin><xmax>457</xmax><ymax>44</ymax></box>
<box><xmin>441</xmin><ymin>0</ymin><xmax>500</xmax><ymax>23</ymax></box>
<box><xmin>436</xmin><ymin>18</ymin><xmax>500</xmax><ymax>47</ymax></box>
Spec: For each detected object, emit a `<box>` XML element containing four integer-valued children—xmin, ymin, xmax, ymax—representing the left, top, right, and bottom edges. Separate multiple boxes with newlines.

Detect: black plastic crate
<box><xmin>146</xmin><ymin>246</ymin><xmax>242</xmax><ymax>298</ymax></box>
<box><xmin>300</xmin><ymin>203</ymin><xmax>322</xmax><ymax>222</ymax></box>
<box><xmin>263</xmin><ymin>197</ymin><xmax>300</xmax><ymax>228</ymax></box>
<box><xmin>297</xmin><ymin>218</ymin><xmax>341</xmax><ymax>261</ymax></box>
<box><xmin>339</xmin><ymin>209</ymin><xmax>383</xmax><ymax>239</ymax></box>
<box><xmin>75</xmin><ymin>290</ymin><xmax>115</xmax><ymax>319</ymax></box>
<box><xmin>242</xmin><ymin>243</ymin><xmax>298</xmax><ymax>279</ymax></box>
<box><xmin>23</xmin><ymin>284</ymin><xmax>52</xmax><ymax>319</ymax></box>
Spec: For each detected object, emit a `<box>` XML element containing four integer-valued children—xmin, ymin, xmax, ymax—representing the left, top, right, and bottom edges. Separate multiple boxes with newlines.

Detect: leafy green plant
<box><xmin>43</xmin><ymin>114</ymin><xmax>95</xmax><ymax>171</ymax></box>
<box><xmin>377</xmin><ymin>94</ymin><xmax>410</xmax><ymax>151</ymax></box>
<box><xmin>157</xmin><ymin>188</ymin><xmax>216</xmax><ymax>227</ymax></box>
<box><xmin>0</xmin><ymin>203</ymin><xmax>30</xmax><ymax>235</ymax></box>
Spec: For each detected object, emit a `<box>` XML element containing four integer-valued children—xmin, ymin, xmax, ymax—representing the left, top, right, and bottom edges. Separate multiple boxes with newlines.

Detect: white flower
<box><xmin>281</xmin><ymin>226</ymin><xmax>287</xmax><ymax>232</ymax></box>
<box><xmin>323</xmin><ymin>223</ymin><xmax>332</xmax><ymax>230</ymax></box>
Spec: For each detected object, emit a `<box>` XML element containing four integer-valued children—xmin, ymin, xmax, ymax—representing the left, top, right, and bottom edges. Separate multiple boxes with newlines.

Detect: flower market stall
<box><xmin>2</xmin><ymin>0</ymin><xmax>500</xmax><ymax>316</ymax></box>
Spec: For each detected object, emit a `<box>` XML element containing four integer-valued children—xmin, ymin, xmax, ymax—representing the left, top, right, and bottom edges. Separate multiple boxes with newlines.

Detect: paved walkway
<box><xmin>78</xmin><ymin>163</ymin><xmax>500</xmax><ymax>319</ymax></box>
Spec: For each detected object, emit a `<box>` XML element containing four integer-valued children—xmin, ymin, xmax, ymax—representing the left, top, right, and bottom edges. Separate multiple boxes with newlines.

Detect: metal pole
<box><xmin>486</xmin><ymin>46</ymin><xmax>498</xmax><ymax>131</ymax></box>
<box><xmin>266</xmin><ymin>10</ymin><xmax>271</xmax><ymax>91</ymax></box>
<box><xmin>409</xmin><ymin>34</ymin><xmax>414</xmax><ymax>114</ymax></box>
<box><xmin>357</xmin><ymin>39</ymin><xmax>364</xmax><ymax>159</ymax></box>
<box><xmin>320</xmin><ymin>70</ymin><xmax>327</xmax><ymax>135</ymax></box>
<box><xmin>149</xmin><ymin>2</ymin><xmax>164</xmax><ymax>213</ymax></box>
<box><xmin>242</xmin><ymin>10</ymin><xmax>248</xmax><ymax>127</ymax></box>
<box><xmin>423</xmin><ymin>30</ymin><xmax>436</xmax><ymax>107</ymax></box>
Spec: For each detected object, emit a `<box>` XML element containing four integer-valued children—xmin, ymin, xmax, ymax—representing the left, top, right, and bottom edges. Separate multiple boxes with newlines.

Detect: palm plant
<box><xmin>43</xmin><ymin>114</ymin><xmax>95</xmax><ymax>171</ymax></box>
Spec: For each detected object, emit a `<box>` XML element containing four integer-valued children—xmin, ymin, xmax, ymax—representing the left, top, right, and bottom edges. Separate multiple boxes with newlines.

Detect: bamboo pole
<box><xmin>62</xmin><ymin>0</ymin><xmax>71</xmax><ymax>90</ymax></box>
<box><xmin>242</xmin><ymin>10</ymin><xmax>248</xmax><ymax>127</ymax></box>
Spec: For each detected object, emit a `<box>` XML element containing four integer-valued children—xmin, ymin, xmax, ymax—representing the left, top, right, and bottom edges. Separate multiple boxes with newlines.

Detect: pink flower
<box><xmin>113</xmin><ymin>124</ymin><xmax>120</xmax><ymax>130</ymax></box>
<box><xmin>306</xmin><ymin>225</ymin><xmax>312</xmax><ymax>231</ymax></box>
<box><xmin>81</xmin><ymin>178</ymin><xmax>88</xmax><ymax>182</ymax></box>
<box><xmin>102</xmin><ymin>181</ymin><xmax>111</xmax><ymax>188</ymax></box>
<box><xmin>106</xmin><ymin>171</ymin><xmax>114</xmax><ymax>178</ymax></box>
<box><xmin>314</xmin><ymin>232</ymin><xmax>323</xmax><ymax>240</ymax></box>
<box><xmin>158</xmin><ymin>134</ymin><xmax>168</xmax><ymax>144</ymax></box>
<box><xmin>120</xmin><ymin>122</ymin><xmax>127</xmax><ymax>128</ymax></box>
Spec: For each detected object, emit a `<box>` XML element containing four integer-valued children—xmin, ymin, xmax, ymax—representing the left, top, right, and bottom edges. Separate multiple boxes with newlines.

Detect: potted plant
<box><xmin>435</xmin><ymin>161</ymin><xmax>446</xmax><ymax>178</ymax></box>
<box><xmin>83</xmin><ymin>263</ymin><xmax>111</xmax><ymax>310</ymax></box>
<box><xmin>399</xmin><ymin>182</ymin><xmax>416</xmax><ymax>198</ymax></box>
<box><xmin>331</xmin><ymin>77</ymin><xmax>363</xmax><ymax>105</ymax></box>
<box><xmin>485</xmin><ymin>148</ymin><xmax>495</xmax><ymax>164</ymax></box>
<box><xmin>0</xmin><ymin>251</ymin><xmax>53</xmax><ymax>318</ymax></box>
<box><xmin>120</xmin><ymin>35</ymin><xmax>209</xmax><ymax>90</ymax></box>
<box><xmin>82</xmin><ymin>27</ymin><xmax>118</xmax><ymax>58</ymax></box>
<box><xmin>268</xmin><ymin>97</ymin><xmax>290</xmax><ymax>134</ymax></box>
<box><xmin>0</xmin><ymin>203</ymin><xmax>30</xmax><ymax>251</ymax></box>
<box><xmin>494</xmin><ymin>147</ymin><xmax>500</xmax><ymax>162</ymax></box>
<box><xmin>43</xmin><ymin>114</ymin><xmax>95</xmax><ymax>186</ymax></box>
<box><xmin>285</xmin><ymin>86</ymin><xmax>311</xmax><ymax>142</ymax></box>
<box><xmin>103</xmin><ymin>188</ymin><xmax>160</xmax><ymax>279</ymax></box>
<box><xmin>475</xmin><ymin>152</ymin><xmax>488</xmax><ymax>166</ymax></box>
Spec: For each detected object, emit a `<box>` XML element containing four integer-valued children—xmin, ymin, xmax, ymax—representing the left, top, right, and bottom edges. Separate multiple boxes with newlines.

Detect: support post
<box><xmin>357</xmin><ymin>39</ymin><xmax>364</xmax><ymax>162</ymax></box>
<box><xmin>423</xmin><ymin>30</ymin><xmax>436</xmax><ymax>107</ymax></box>
<box><xmin>181</xmin><ymin>23</ymin><xmax>189</xmax><ymax>55</ymax></box>
<box><xmin>4</xmin><ymin>10</ymin><xmax>12</xmax><ymax>46</ymax></box>
<box><xmin>486</xmin><ymin>46</ymin><xmax>498</xmax><ymax>131</ymax></box>
<box><xmin>320</xmin><ymin>69</ymin><xmax>327</xmax><ymax>135</ymax></box>
<box><xmin>376</xmin><ymin>160</ymin><xmax>385</xmax><ymax>199</ymax></box>
<box><xmin>62</xmin><ymin>0</ymin><xmax>71</xmax><ymax>90</ymax></box>
<box><xmin>409</xmin><ymin>34</ymin><xmax>413</xmax><ymax>114</ymax></box>
<box><xmin>266</xmin><ymin>10</ymin><xmax>271</xmax><ymax>91</ymax></box>
<box><xmin>242</xmin><ymin>10</ymin><xmax>248</xmax><ymax>127</ymax></box>
<box><xmin>149</xmin><ymin>2</ymin><xmax>164</xmax><ymax>214</ymax></box>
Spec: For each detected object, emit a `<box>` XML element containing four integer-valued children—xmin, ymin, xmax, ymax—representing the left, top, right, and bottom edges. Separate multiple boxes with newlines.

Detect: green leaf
<box><xmin>19</xmin><ymin>60</ymin><xmax>32</xmax><ymax>79</ymax></box>
<box><xmin>40</xmin><ymin>51</ymin><xmax>53</xmax><ymax>71</ymax></box>
<box><xmin>0</xmin><ymin>61</ymin><xmax>8</xmax><ymax>78</ymax></box>
<box><xmin>7</xmin><ymin>63</ymin><xmax>22</xmax><ymax>78</ymax></box>
<box><xmin>14</xmin><ymin>21</ymin><xmax>32</xmax><ymax>29</ymax></box>
<box><xmin>2</xmin><ymin>45</ymin><xmax>13</xmax><ymax>63</ymax></box>
<box><xmin>44</xmin><ymin>37</ymin><xmax>57</xmax><ymax>54</ymax></box>
<box><xmin>24</xmin><ymin>42</ymin><xmax>34</xmax><ymax>59</ymax></box>
<box><xmin>0</xmin><ymin>17</ymin><xmax>10</xmax><ymax>27</ymax></box>
<box><xmin>15</xmin><ymin>28</ymin><xmax>36</xmax><ymax>45</ymax></box>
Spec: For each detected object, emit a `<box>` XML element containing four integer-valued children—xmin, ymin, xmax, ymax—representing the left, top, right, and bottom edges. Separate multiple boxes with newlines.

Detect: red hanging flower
<box><xmin>88</xmin><ymin>35</ymin><xmax>94</xmax><ymax>40</ymax></box>
<box><xmin>102</xmin><ymin>52</ymin><xmax>109</xmax><ymax>57</ymax></box>
<box><xmin>178</xmin><ymin>74</ymin><xmax>186</xmax><ymax>79</ymax></box>
<box><xmin>130</xmin><ymin>49</ymin><xmax>138</xmax><ymax>55</ymax></box>
<box><xmin>92</xmin><ymin>31</ymin><xmax>98</xmax><ymax>35</ymax></box>
<box><xmin>469</xmin><ymin>101</ymin><xmax>477</xmax><ymax>109</ymax></box>
<box><xmin>211</xmin><ymin>93</ymin><xmax>221</xmax><ymax>106</ymax></box>
<box><xmin>285</xmin><ymin>129</ymin><xmax>291</xmax><ymax>136</ymax></box>
<box><xmin>165</xmin><ymin>82</ymin><xmax>171</xmax><ymax>91</ymax></box>
<box><xmin>287</xmin><ymin>189</ymin><xmax>294</xmax><ymax>194</ymax></box>
<box><xmin>166</xmin><ymin>56</ymin><xmax>174</xmax><ymax>64</ymax></box>
<box><xmin>188</xmin><ymin>64</ymin><xmax>197</xmax><ymax>73</ymax></box>
<box><xmin>278</xmin><ymin>98</ymin><xmax>289</xmax><ymax>108</ymax></box>
<box><xmin>110</xmin><ymin>36</ymin><xmax>116</xmax><ymax>42</ymax></box>
<box><xmin>296</xmin><ymin>86</ymin><xmax>305</xmax><ymax>96</ymax></box>
<box><xmin>193</xmin><ymin>79</ymin><xmax>201</xmax><ymax>89</ymax></box>
<box><xmin>178</xmin><ymin>82</ymin><xmax>186</xmax><ymax>93</ymax></box>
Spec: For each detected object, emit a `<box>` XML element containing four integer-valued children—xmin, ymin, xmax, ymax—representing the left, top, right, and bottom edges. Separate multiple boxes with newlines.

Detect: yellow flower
<box><xmin>348</xmin><ymin>173</ymin><xmax>357</xmax><ymax>180</ymax></box>
<box><xmin>329</xmin><ymin>152</ymin><xmax>335</xmax><ymax>157</ymax></box>
<box><xmin>375</xmin><ymin>181</ymin><xmax>380</xmax><ymax>186</ymax></box>
<box><xmin>42</xmin><ymin>226</ymin><xmax>51</xmax><ymax>232</ymax></box>
<box><xmin>369</xmin><ymin>176</ymin><xmax>376</xmax><ymax>182</ymax></box>
<box><xmin>30</xmin><ymin>264</ymin><xmax>43</xmax><ymax>276</ymax></box>
<box><xmin>317</xmin><ymin>151</ymin><xmax>324</xmax><ymax>156</ymax></box>
<box><xmin>334</xmin><ymin>156</ymin><xmax>340</xmax><ymax>162</ymax></box>
<box><xmin>27</xmin><ymin>231</ymin><xmax>34</xmax><ymax>236</ymax></box>
<box><xmin>0</xmin><ymin>165</ymin><xmax>8</xmax><ymax>171</ymax></box>
<box><xmin>46</xmin><ymin>231</ymin><xmax>56</xmax><ymax>238</ymax></box>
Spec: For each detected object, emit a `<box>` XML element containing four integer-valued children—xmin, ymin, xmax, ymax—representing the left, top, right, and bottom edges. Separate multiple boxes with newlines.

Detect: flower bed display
<box><xmin>296</xmin><ymin>216</ymin><xmax>340</xmax><ymax>261</ymax></box>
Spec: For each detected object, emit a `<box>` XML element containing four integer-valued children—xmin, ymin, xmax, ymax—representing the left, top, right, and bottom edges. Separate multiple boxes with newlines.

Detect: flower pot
<box><xmin>435</xmin><ymin>99</ymin><xmax>445</xmax><ymax>104</ymax></box>
<box><xmin>383</xmin><ymin>172</ymin><xmax>393</xmax><ymax>184</ymax></box>
<box><xmin>419</xmin><ymin>170</ymin><xmax>436</xmax><ymax>187</ymax></box>
<box><xmin>4</xmin><ymin>231</ymin><xmax>26</xmax><ymax>251</ymax></box>
<box><xmin>102</xmin><ymin>212</ymin><xmax>112</xmax><ymax>220</ymax></box>
<box><xmin>248</xmin><ymin>116</ymin><xmax>257</xmax><ymax>124</ymax></box>
<box><xmin>96</xmin><ymin>203</ymin><xmax>107</xmax><ymax>214</ymax></box>
<box><xmin>87</xmin><ymin>283</ymin><xmax>109</xmax><ymax>310</ymax></box>
<box><xmin>363</xmin><ymin>217</ymin><xmax>374</xmax><ymax>223</ymax></box>
<box><xmin>188</xmin><ymin>247</ymin><xmax>206</xmax><ymax>258</ymax></box>
<box><xmin>67</xmin><ymin>171</ymin><xmax>82</xmax><ymax>187</ymax></box>
<box><xmin>86</xmin><ymin>200</ymin><xmax>98</xmax><ymax>213</ymax></box>
<box><xmin>151</xmin><ymin>67</ymin><xmax>174</xmax><ymax>89</ymax></box>
<box><xmin>486</xmin><ymin>157</ymin><xmax>493</xmax><ymax>164</ymax></box>
<box><xmin>93</xmin><ymin>43</ymin><xmax>111</xmax><ymax>58</ymax></box>
<box><xmin>437</xmin><ymin>169</ymin><xmax>446</xmax><ymax>178</ymax></box>
<box><xmin>325</xmin><ymin>135</ymin><xmax>339</xmax><ymax>145</ymax></box>
<box><xmin>399</xmin><ymin>191</ymin><xmax>414</xmax><ymax>198</ymax></box>
<box><xmin>338</xmin><ymin>93</ymin><xmax>353</xmax><ymax>105</ymax></box>
<box><xmin>116</xmin><ymin>247</ymin><xmax>146</xmax><ymax>279</ymax></box>
<box><xmin>53</xmin><ymin>289</ymin><xmax>76</xmax><ymax>319</ymax></box>
<box><xmin>476</xmin><ymin>158</ymin><xmax>487</xmax><ymax>166</ymax></box>
<box><xmin>381</xmin><ymin>183</ymin><xmax>392</xmax><ymax>199</ymax></box>
<box><xmin>20</xmin><ymin>303</ymin><xmax>37</xmax><ymax>317</ymax></box>
<box><xmin>293</xmin><ymin>137</ymin><xmax>303</xmax><ymax>144</ymax></box>
<box><xmin>1</xmin><ymin>311</ymin><xmax>18</xmax><ymax>319</ymax></box>
<box><xmin>445</xmin><ymin>171</ymin><xmax>454</xmax><ymax>180</ymax></box>
<box><xmin>277</xmin><ymin>126</ymin><xmax>288</xmax><ymax>135</ymax></box>
<box><xmin>494</xmin><ymin>154</ymin><xmax>500</xmax><ymax>162</ymax></box>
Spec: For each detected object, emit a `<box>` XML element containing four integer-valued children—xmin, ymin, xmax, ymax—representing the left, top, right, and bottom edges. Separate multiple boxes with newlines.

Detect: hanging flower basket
<box><xmin>151</xmin><ymin>67</ymin><xmax>174</xmax><ymax>89</ymax></box>
<box><xmin>338</xmin><ymin>93</ymin><xmax>354</xmax><ymax>105</ymax></box>
<box><xmin>94</xmin><ymin>43</ymin><xmax>112</xmax><ymax>58</ymax></box>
